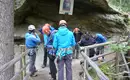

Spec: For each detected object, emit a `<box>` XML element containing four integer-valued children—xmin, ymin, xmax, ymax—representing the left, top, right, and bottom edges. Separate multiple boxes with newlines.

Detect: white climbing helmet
<box><xmin>28</xmin><ymin>25</ymin><xmax>35</xmax><ymax>30</ymax></box>
<box><xmin>59</xmin><ymin>20</ymin><xmax>67</xmax><ymax>25</ymax></box>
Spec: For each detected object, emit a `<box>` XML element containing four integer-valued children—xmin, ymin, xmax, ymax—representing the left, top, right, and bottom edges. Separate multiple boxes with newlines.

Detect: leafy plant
<box><xmin>107</xmin><ymin>0</ymin><xmax>130</xmax><ymax>12</ymax></box>
<box><xmin>89</xmin><ymin>63</ymin><xmax>114</xmax><ymax>80</ymax></box>
<box><xmin>110</xmin><ymin>43</ymin><xmax>130</xmax><ymax>54</ymax></box>
<box><xmin>100</xmin><ymin>63</ymin><xmax>114</xmax><ymax>80</ymax></box>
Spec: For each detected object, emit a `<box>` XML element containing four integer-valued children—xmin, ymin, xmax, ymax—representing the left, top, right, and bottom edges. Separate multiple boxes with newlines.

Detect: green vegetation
<box><xmin>88</xmin><ymin>41</ymin><xmax>130</xmax><ymax>80</ymax></box>
<box><xmin>100</xmin><ymin>63</ymin><xmax>114</xmax><ymax>80</ymax></box>
<box><xmin>108</xmin><ymin>0</ymin><xmax>130</xmax><ymax>12</ymax></box>
<box><xmin>89</xmin><ymin>63</ymin><xmax>114</xmax><ymax>80</ymax></box>
<box><xmin>110</xmin><ymin>42</ymin><xmax>130</xmax><ymax>54</ymax></box>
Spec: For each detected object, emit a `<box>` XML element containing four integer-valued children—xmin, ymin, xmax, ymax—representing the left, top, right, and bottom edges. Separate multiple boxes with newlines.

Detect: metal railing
<box><xmin>0</xmin><ymin>45</ymin><xmax>30</xmax><ymax>80</ymax></box>
<box><xmin>0</xmin><ymin>40</ymin><xmax>130</xmax><ymax>80</ymax></box>
<box><xmin>79</xmin><ymin>40</ymin><xmax>130</xmax><ymax>80</ymax></box>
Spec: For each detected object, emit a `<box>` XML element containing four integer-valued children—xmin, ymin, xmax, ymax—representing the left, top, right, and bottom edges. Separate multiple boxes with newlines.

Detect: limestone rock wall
<box><xmin>14</xmin><ymin>0</ymin><xmax>128</xmax><ymax>39</ymax></box>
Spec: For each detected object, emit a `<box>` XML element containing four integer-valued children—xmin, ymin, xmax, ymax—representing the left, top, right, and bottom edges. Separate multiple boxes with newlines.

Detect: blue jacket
<box><xmin>39</xmin><ymin>26</ymin><xmax>55</xmax><ymax>46</ymax></box>
<box><xmin>46</xmin><ymin>30</ymin><xmax>57</xmax><ymax>55</ymax></box>
<box><xmin>96</xmin><ymin>33</ymin><xmax>107</xmax><ymax>43</ymax></box>
<box><xmin>25</xmin><ymin>32</ymin><xmax>41</xmax><ymax>48</ymax></box>
<box><xmin>53</xmin><ymin>26</ymin><xmax>76</xmax><ymax>57</ymax></box>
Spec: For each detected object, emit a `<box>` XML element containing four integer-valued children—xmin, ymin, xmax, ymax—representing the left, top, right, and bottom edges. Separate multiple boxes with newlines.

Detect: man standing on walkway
<box><xmin>53</xmin><ymin>20</ymin><xmax>76</xmax><ymax>80</ymax></box>
<box><xmin>25</xmin><ymin>25</ymin><xmax>41</xmax><ymax>76</ymax></box>
<box><xmin>42</xmin><ymin>24</ymin><xmax>57</xmax><ymax>80</ymax></box>
<box><xmin>73</xmin><ymin>28</ymin><xmax>83</xmax><ymax>59</ymax></box>
<box><xmin>39</xmin><ymin>24</ymin><xmax>55</xmax><ymax>68</ymax></box>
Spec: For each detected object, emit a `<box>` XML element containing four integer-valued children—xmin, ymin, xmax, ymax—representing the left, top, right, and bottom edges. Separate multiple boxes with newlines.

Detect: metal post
<box><xmin>84</xmin><ymin>60</ymin><xmax>86</xmax><ymax>80</ymax></box>
<box><xmin>20</xmin><ymin>45</ymin><xmax>23</xmax><ymax>80</ymax></box>
<box><xmin>84</xmin><ymin>51</ymin><xmax>86</xmax><ymax>79</ymax></box>
<box><xmin>86</xmin><ymin>48</ymin><xmax>89</xmax><ymax>70</ymax></box>
<box><xmin>84</xmin><ymin>48</ymin><xmax>89</xmax><ymax>80</ymax></box>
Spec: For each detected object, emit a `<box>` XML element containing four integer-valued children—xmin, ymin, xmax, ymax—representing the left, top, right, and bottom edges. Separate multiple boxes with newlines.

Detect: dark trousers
<box><xmin>57</xmin><ymin>54</ymin><xmax>72</xmax><ymax>80</ymax></box>
<box><xmin>96</xmin><ymin>46</ymin><xmax>104</xmax><ymax>55</ymax></box>
<box><xmin>96</xmin><ymin>46</ymin><xmax>104</xmax><ymax>59</ymax></box>
<box><xmin>48</xmin><ymin>54</ymin><xmax>57</xmax><ymax>79</ymax></box>
<box><xmin>43</xmin><ymin>47</ymin><xmax>48</xmax><ymax>66</ymax></box>
<box><xmin>73</xmin><ymin>44</ymin><xmax>80</xmax><ymax>59</ymax></box>
<box><xmin>80</xmin><ymin>48</ymin><xmax>95</xmax><ymax>58</ymax></box>
<box><xmin>89</xmin><ymin>48</ymin><xmax>95</xmax><ymax>57</ymax></box>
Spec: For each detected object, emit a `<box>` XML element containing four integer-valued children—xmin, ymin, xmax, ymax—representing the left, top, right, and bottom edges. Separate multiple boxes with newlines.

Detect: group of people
<box><xmin>25</xmin><ymin>20</ymin><xmax>107</xmax><ymax>80</ymax></box>
<box><xmin>73</xmin><ymin>28</ymin><xmax>107</xmax><ymax>59</ymax></box>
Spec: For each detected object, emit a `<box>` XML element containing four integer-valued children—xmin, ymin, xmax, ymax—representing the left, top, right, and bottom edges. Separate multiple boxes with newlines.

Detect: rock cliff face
<box><xmin>14</xmin><ymin>0</ymin><xmax>128</xmax><ymax>38</ymax></box>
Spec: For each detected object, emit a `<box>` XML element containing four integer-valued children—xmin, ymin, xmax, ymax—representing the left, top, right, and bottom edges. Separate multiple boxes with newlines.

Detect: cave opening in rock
<box><xmin>14</xmin><ymin>0</ymin><xmax>127</xmax><ymax>40</ymax></box>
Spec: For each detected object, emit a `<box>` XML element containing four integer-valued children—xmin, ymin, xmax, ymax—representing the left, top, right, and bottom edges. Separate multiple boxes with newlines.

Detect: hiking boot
<box><xmin>30</xmin><ymin>72</ymin><xmax>38</xmax><ymax>77</ymax></box>
<box><xmin>41</xmin><ymin>65</ymin><xmax>46</xmax><ymax>68</ymax></box>
<box><xmin>34</xmin><ymin>70</ymin><xmax>38</xmax><ymax>73</ymax></box>
<box><xmin>50</xmin><ymin>78</ymin><xmax>56</xmax><ymax>80</ymax></box>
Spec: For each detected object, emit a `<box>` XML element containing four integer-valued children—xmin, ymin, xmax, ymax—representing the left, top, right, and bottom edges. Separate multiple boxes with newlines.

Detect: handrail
<box><xmin>81</xmin><ymin>51</ymin><xmax>109</xmax><ymax>80</ymax></box>
<box><xmin>0</xmin><ymin>45</ymin><xmax>28</xmax><ymax>80</ymax></box>
<box><xmin>0</xmin><ymin>50</ymin><xmax>27</xmax><ymax>74</ymax></box>
<box><xmin>80</xmin><ymin>40</ymin><xmax>128</xmax><ymax>80</ymax></box>
<box><xmin>84</xmin><ymin>39</ymin><xmax>126</xmax><ymax>49</ymax></box>
<box><xmin>10</xmin><ymin>62</ymin><xmax>29</xmax><ymax>80</ymax></box>
<box><xmin>84</xmin><ymin>41</ymin><xmax>116</xmax><ymax>49</ymax></box>
<box><xmin>90</xmin><ymin>52</ymin><xmax>115</xmax><ymax>60</ymax></box>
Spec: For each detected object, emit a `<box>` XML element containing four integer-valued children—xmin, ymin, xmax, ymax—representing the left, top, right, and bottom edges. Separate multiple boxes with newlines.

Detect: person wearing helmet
<box><xmin>42</xmin><ymin>24</ymin><xmax>57</xmax><ymax>80</ymax></box>
<box><xmin>53</xmin><ymin>20</ymin><xmax>76</xmax><ymax>80</ymax></box>
<box><xmin>25</xmin><ymin>25</ymin><xmax>41</xmax><ymax>77</ymax></box>
<box><xmin>73</xmin><ymin>28</ymin><xmax>83</xmax><ymax>59</ymax></box>
<box><xmin>38</xmin><ymin>23</ymin><xmax>55</xmax><ymax>68</ymax></box>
